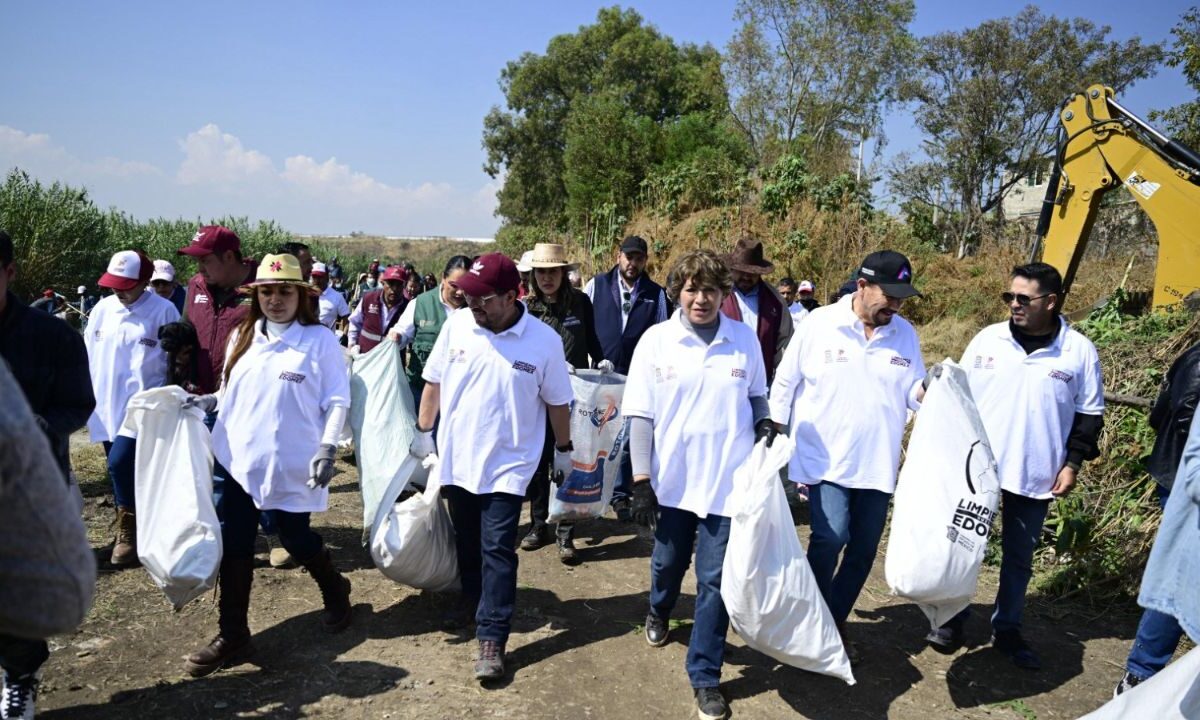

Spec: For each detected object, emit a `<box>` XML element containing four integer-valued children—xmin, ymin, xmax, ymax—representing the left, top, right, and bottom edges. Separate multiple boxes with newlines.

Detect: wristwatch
<box><xmin>555</xmin><ymin>441</ymin><xmax>574</xmax><ymax>453</ymax></box>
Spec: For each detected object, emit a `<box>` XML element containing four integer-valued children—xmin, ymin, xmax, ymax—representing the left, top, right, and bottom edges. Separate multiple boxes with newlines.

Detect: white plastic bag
<box><xmin>1079</xmin><ymin>646</ymin><xmax>1200</xmax><ymax>719</ymax></box>
<box><xmin>885</xmin><ymin>360</ymin><xmax>1001</xmax><ymax>629</ymax></box>
<box><xmin>350</xmin><ymin>342</ymin><xmax>418</xmax><ymax>541</ymax></box>
<box><xmin>548</xmin><ymin>369</ymin><xmax>627</xmax><ymax>523</ymax></box>
<box><xmin>369</xmin><ymin>455</ymin><xmax>459</xmax><ymax>591</ymax></box>
<box><xmin>121</xmin><ymin>387</ymin><xmax>221</xmax><ymax>610</ymax></box>
<box><xmin>721</xmin><ymin>436</ymin><xmax>855</xmax><ymax>684</ymax></box>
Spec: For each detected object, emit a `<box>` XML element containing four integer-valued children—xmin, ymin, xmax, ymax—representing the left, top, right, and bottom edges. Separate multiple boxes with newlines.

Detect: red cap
<box><xmin>42</xmin><ymin>288</ymin><xmax>54</xmax><ymax>298</ymax></box>
<box><xmin>456</xmin><ymin>253</ymin><xmax>520</xmax><ymax>298</ymax></box>
<box><xmin>380</xmin><ymin>265</ymin><xmax>408</xmax><ymax>282</ymax></box>
<box><xmin>98</xmin><ymin>250</ymin><xmax>153</xmax><ymax>291</ymax></box>
<box><xmin>178</xmin><ymin>225</ymin><xmax>241</xmax><ymax>257</ymax></box>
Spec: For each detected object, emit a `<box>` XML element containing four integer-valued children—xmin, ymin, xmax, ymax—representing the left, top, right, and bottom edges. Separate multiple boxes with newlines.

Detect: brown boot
<box><xmin>185</xmin><ymin>556</ymin><xmax>255</xmax><ymax>677</ymax></box>
<box><xmin>301</xmin><ymin>547</ymin><xmax>352</xmax><ymax>632</ymax></box>
<box><xmin>110</xmin><ymin>507</ymin><xmax>138</xmax><ymax>566</ymax></box>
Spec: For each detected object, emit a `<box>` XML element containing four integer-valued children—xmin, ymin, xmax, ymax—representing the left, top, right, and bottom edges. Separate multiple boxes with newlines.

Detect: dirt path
<box><xmin>40</xmin><ymin>441</ymin><xmax>1153</xmax><ymax>720</ymax></box>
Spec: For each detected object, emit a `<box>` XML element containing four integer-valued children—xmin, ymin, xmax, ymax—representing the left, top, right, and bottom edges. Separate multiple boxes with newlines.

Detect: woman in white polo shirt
<box><xmin>183</xmin><ymin>253</ymin><xmax>353</xmax><ymax>678</ymax></box>
<box><xmin>623</xmin><ymin>250</ymin><xmax>774</xmax><ymax>720</ymax></box>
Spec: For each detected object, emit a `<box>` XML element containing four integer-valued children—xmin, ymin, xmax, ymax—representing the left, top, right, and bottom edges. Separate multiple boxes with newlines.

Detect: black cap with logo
<box><xmin>857</xmin><ymin>250</ymin><xmax>921</xmax><ymax>299</ymax></box>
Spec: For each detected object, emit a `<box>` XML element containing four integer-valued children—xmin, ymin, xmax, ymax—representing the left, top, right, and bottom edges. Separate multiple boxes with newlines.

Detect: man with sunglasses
<box><xmin>926</xmin><ymin>262</ymin><xmax>1104</xmax><ymax>670</ymax></box>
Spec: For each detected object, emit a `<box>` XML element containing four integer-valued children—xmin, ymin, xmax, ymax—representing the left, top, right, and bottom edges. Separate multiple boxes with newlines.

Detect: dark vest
<box><xmin>526</xmin><ymin>289</ymin><xmax>594</xmax><ymax>370</ymax></box>
<box><xmin>720</xmin><ymin>281</ymin><xmax>784</xmax><ymax>382</ymax></box>
<box><xmin>405</xmin><ymin>288</ymin><xmax>449</xmax><ymax>392</ymax></box>
<box><xmin>358</xmin><ymin>290</ymin><xmax>405</xmax><ymax>353</ymax></box>
<box><xmin>591</xmin><ymin>268</ymin><xmax>663</xmax><ymax>375</ymax></box>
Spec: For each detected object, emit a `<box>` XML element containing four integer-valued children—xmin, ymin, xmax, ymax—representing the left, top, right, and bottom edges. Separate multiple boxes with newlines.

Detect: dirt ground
<box><xmin>38</xmin><ymin>438</ymin><xmax>1165</xmax><ymax>720</ymax></box>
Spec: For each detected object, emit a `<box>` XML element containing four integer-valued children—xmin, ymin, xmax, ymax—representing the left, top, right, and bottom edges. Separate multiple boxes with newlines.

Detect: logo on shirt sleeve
<box><xmin>279</xmin><ymin>371</ymin><xmax>307</xmax><ymax>384</ymax></box>
<box><xmin>512</xmin><ymin>360</ymin><xmax>536</xmax><ymax>374</ymax></box>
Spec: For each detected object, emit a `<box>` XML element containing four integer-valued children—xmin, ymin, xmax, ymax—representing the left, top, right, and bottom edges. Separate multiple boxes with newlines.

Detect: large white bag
<box><xmin>121</xmin><ymin>387</ymin><xmax>221</xmax><ymax>610</ymax></box>
<box><xmin>1079</xmin><ymin>646</ymin><xmax>1200</xmax><ymax>719</ymax></box>
<box><xmin>350</xmin><ymin>342</ymin><xmax>418</xmax><ymax>540</ymax></box>
<box><xmin>721</xmin><ymin>436</ymin><xmax>856</xmax><ymax>684</ymax></box>
<box><xmin>548</xmin><ymin>369</ymin><xmax>628</xmax><ymax>523</ymax></box>
<box><xmin>884</xmin><ymin>360</ymin><xmax>1001</xmax><ymax>629</ymax></box>
<box><xmin>369</xmin><ymin>455</ymin><xmax>459</xmax><ymax>591</ymax></box>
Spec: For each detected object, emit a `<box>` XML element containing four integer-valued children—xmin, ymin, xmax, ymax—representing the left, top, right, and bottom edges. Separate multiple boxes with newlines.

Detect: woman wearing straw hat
<box><xmin>521</xmin><ymin>243</ymin><xmax>613</xmax><ymax>563</ymax></box>
<box><xmin>183</xmin><ymin>253</ymin><xmax>354</xmax><ymax>677</ymax></box>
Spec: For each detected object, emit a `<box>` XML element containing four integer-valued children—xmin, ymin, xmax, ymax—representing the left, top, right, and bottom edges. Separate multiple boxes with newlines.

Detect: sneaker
<box><xmin>992</xmin><ymin>629</ymin><xmax>1041</xmax><ymax>670</ymax></box>
<box><xmin>926</xmin><ymin>621</ymin><xmax>965</xmax><ymax>653</ymax></box>
<box><xmin>520</xmin><ymin>525</ymin><xmax>551</xmax><ymax>551</ymax></box>
<box><xmin>694</xmin><ymin>687</ymin><xmax>729</xmax><ymax>720</ymax></box>
<box><xmin>1113</xmin><ymin>671</ymin><xmax>1144</xmax><ymax>698</ymax></box>
<box><xmin>557</xmin><ymin>534</ymin><xmax>579</xmax><ymax>565</ymax></box>
<box><xmin>645</xmin><ymin>613</ymin><xmax>669</xmax><ymax>647</ymax></box>
<box><xmin>1</xmin><ymin>672</ymin><xmax>38</xmax><ymax>720</ymax></box>
<box><xmin>474</xmin><ymin>640</ymin><xmax>505</xmax><ymax>681</ymax></box>
<box><xmin>612</xmin><ymin>497</ymin><xmax>633</xmax><ymax>523</ymax></box>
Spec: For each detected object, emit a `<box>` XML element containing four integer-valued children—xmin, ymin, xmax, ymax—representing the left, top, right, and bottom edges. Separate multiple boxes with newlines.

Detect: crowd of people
<box><xmin>0</xmin><ymin>224</ymin><xmax>1196</xmax><ymax>720</ymax></box>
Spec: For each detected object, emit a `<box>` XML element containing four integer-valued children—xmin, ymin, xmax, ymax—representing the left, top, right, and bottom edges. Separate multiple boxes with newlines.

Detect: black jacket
<box><xmin>0</xmin><ymin>292</ymin><xmax>95</xmax><ymax>481</ymax></box>
<box><xmin>1146</xmin><ymin>341</ymin><xmax>1200</xmax><ymax>489</ymax></box>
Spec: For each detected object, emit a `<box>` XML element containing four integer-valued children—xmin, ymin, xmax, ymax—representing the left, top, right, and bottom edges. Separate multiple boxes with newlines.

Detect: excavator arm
<box><xmin>1036</xmin><ymin>84</ymin><xmax>1200</xmax><ymax>309</ymax></box>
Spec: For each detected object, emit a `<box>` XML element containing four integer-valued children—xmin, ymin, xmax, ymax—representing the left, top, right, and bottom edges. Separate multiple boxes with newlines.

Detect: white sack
<box><xmin>1079</xmin><ymin>646</ymin><xmax>1200</xmax><ymax>719</ymax></box>
<box><xmin>884</xmin><ymin>360</ymin><xmax>1001</xmax><ymax>629</ymax></box>
<box><xmin>121</xmin><ymin>387</ymin><xmax>221</xmax><ymax>610</ymax></box>
<box><xmin>548</xmin><ymin>369</ymin><xmax>627</xmax><ymax>523</ymax></box>
<box><xmin>350</xmin><ymin>342</ymin><xmax>418</xmax><ymax>541</ymax></box>
<box><xmin>721</xmin><ymin>436</ymin><xmax>856</xmax><ymax>684</ymax></box>
<box><xmin>370</xmin><ymin>455</ymin><xmax>459</xmax><ymax>591</ymax></box>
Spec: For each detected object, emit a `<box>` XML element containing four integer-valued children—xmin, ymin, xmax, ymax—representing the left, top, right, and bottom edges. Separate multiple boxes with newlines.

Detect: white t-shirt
<box><xmin>85</xmin><ymin>292</ymin><xmax>180</xmax><ymax>442</ymax></box>
<box><xmin>769</xmin><ymin>294</ymin><xmax>925</xmax><ymax>493</ymax></box>
<box><xmin>962</xmin><ymin>319</ymin><xmax>1105</xmax><ymax>499</ymax></box>
<box><xmin>623</xmin><ymin>311</ymin><xmax>768</xmax><ymax>518</ymax></box>
<box><xmin>212</xmin><ymin>320</ymin><xmax>351</xmax><ymax>513</ymax></box>
<box><xmin>423</xmin><ymin>305</ymin><xmax>574</xmax><ymax>496</ymax></box>
<box><xmin>317</xmin><ymin>286</ymin><xmax>350</xmax><ymax>329</ymax></box>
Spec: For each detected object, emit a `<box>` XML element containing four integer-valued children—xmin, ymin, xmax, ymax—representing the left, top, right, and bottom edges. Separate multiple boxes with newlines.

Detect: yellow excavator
<box><xmin>1035</xmin><ymin>84</ymin><xmax>1200</xmax><ymax>309</ymax></box>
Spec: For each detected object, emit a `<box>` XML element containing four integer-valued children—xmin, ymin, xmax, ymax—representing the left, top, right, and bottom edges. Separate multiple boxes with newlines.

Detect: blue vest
<box><xmin>591</xmin><ymin>268</ymin><xmax>663</xmax><ymax>375</ymax></box>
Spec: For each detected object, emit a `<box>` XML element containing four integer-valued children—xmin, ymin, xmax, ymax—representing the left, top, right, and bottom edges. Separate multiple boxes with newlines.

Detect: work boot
<box><xmin>1</xmin><ymin>671</ymin><xmax>39</xmax><ymax>720</ymax></box>
<box><xmin>301</xmin><ymin>547</ymin><xmax>352</xmax><ymax>632</ymax></box>
<box><xmin>556</xmin><ymin>524</ymin><xmax>579</xmax><ymax>565</ymax></box>
<box><xmin>474</xmin><ymin>639</ymin><xmax>506</xmax><ymax>681</ymax></box>
<box><xmin>520</xmin><ymin>524</ymin><xmax>551</xmax><ymax>551</ymax></box>
<box><xmin>185</xmin><ymin>556</ymin><xmax>255</xmax><ymax>677</ymax></box>
<box><xmin>110</xmin><ymin>507</ymin><xmax>138</xmax><ymax>566</ymax></box>
<box><xmin>265</xmin><ymin>534</ymin><xmax>295</xmax><ymax>569</ymax></box>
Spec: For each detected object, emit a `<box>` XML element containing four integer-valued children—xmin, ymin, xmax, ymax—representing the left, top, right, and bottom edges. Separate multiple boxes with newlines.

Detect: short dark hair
<box><xmin>0</xmin><ymin>229</ymin><xmax>12</xmax><ymax>267</ymax></box>
<box><xmin>778</xmin><ymin>277</ymin><xmax>797</xmax><ymax>290</ymax></box>
<box><xmin>277</xmin><ymin>241</ymin><xmax>310</xmax><ymax>256</ymax></box>
<box><xmin>668</xmin><ymin>250</ymin><xmax>733</xmax><ymax>300</ymax></box>
<box><xmin>1011</xmin><ymin>262</ymin><xmax>1063</xmax><ymax>297</ymax></box>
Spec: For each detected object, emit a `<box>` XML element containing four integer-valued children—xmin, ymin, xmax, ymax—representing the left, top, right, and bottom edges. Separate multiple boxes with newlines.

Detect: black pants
<box><xmin>0</xmin><ymin>635</ymin><xmax>48</xmax><ymax>678</ymax></box>
<box><xmin>524</xmin><ymin>430</ymin><xmax>573</xmax><ymax>534</ymax></box>
<box><xmin>217</xmin><ymin>475</ymin><xmax>323</xmax><ymax>561</ymax></box>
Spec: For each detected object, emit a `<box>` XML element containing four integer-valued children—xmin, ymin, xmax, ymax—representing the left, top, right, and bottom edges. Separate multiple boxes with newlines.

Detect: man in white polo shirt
<box><xmin>926</xmin><ymin>262</ymin><xmax>1104</xmax><ymax>670</ymax></box>
<box><xmin>409</xmin><ymin>252</ymin><xmax>573</xmax><ymax>682</ymax></box>
<box><xmin>769</xmin><ymin>250</ymin><xmax>926</xmax><ymax>660</ymax></box>
<box><xmin>312</xmin><ymin>262</ymin><xmax>350</xmax><ymax>330</ymax></box>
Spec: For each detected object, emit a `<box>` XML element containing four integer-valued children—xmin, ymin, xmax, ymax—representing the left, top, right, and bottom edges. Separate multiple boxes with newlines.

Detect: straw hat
<box><xmin>241</xmin><ymin>253</ymin><xmax>320</xmax><ymax>295</ymax></box>
<box><xmin>529</xmin><ymin>243</ymin><xmax>577</xmax><ymax>269</ymax></box>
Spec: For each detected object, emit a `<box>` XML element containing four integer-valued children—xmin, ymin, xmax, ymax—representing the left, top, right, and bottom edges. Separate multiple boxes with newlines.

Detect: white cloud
<box><xmin>0</xmin><ymin>125</ymin><xmax>161</xmax><ymax>181</ymax></box>
<box><xmin>176</xmin><ymin>124</ymin><xmax>274</xmax><ymax>186</ymax></box>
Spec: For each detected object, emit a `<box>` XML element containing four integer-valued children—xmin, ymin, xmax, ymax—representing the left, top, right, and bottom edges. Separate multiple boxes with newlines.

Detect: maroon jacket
<box><xmin>184</xmin><ymin>263</ymin><xmax>256</xmax><ymax>394</ymax></box>
<box><xmin>720</xmin><ymin>281</ymin><xmax>786</xmax><ymax>382</ymax></box>
<box><xmin>353</xmin><ymin>289</ymin><xmax>406</xmax><ymax>353</ymax></box>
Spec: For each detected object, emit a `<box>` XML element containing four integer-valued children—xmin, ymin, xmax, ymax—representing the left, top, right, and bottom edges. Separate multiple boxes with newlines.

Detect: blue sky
<box><xmin>0</xmin><ymin>1</ymin><xmax>1192</xmax><ymax>238</ymax></box>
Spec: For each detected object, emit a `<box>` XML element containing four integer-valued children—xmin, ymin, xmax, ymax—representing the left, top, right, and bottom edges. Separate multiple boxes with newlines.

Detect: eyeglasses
<box><xmin>622</xmin><ymin>290</ymin><xmax>632</xmax><ymax>314</ymax></box>
<box><xmin>464</xmin><ymin>293</ymin><xmax>497</xmax><ymax>308</ymax></box>
<box><xmin>1001</xmin><ymin>291</ymin><xmax>1053</xmax><ymax>306</ymax></box>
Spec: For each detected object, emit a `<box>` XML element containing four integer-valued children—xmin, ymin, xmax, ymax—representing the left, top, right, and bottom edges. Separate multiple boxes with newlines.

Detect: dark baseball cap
<box><xmin>619</xmin><ymin>235</ymin><xmax>648</xmax><ymax>255</ymax></box>
<box><xmin>857</xmin><ymin>250</ymin><xmax>921</xmax><ymax>298</ymax></box>
<box><xmin>456</xmin><ymin>252</ymin><xmax>520</xmax><ymax>297</ymax></box>
<box><xmin>178</xmin><ymin>225</ymin><xmax>241</xmax><ymax>257</ymax></box>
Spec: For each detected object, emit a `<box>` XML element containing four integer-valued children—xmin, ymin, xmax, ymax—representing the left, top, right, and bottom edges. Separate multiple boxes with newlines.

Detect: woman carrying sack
<box><xmin>520</xmin><ymin>243</ymin><xmax>611</xmax><ymax>563</ymax></box>
<box><xmin>183</xmin><ymin>253</ymin><xmax>353</xmax><ymax>678</ymax></box>
<box><xmin>623</xmin><ymin>250</ymin><xmax>775</xmax><ymax>720</ymax></box>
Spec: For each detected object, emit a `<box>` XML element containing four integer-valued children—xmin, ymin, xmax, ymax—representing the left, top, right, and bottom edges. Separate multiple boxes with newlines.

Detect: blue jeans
<box><xmin>807</xmin><ymin>481</ymin><xmax>891</xmax><ymax>625</ymax></box>
<box><xmin>102</xmin><ymin>436</ymin><xmax>137</xmax><ymax>510</ymax></box>
<box><xmin>649</xmin><ymin>505</ymin><xmax>732</xmax><ymax>689</ymax></box>
<box><xmin>216</xmin><ymin>470</ymin><xmax>322</xmax><ymax>561</ymax></box>
<box><xmin>442</xmin><ymin>485</ymin><xmax>524</xmax><ymax>645</ymax></box>
<box><xmin>1127</xmin><ymin>484</ymin><xmax>1185</xmax><ymax>680</ymax></box>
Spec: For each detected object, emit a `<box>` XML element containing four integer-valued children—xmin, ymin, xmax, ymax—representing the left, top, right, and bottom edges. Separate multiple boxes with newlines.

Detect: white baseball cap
<box><xmin>516</xmin><ymin>250</ymin><xmax>534</xmax><ymax>273</ymax></box>
<box><xmin>98</xmin><ymin>250</ymin><xmax>153</xmax><ymax>291</ymax></box>
<box><xmin>151</xmin><ymin>259</ymin><xmax>176</xmax><ymax>283</ymax></box>
<box><xmin>311</xmin><ymin>262</ymin><xmax>328</xmax><ymax>276</ymax></box>
<box><xmin>798</xmin><ymin>280</ymin><xmax>815</xmax><ymax>292</ymax></box>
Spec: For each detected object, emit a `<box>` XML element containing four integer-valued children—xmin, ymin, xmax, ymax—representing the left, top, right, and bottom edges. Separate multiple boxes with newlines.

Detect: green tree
<box><xmin>893</xmin><ymin>6</ymin><xmax>1163</xmax><ymax>257</ymax></box>
<box><xmin>1150</xmin><ymin>8</ymin><xmax>1200</xmax><ymax>149</ymax></box>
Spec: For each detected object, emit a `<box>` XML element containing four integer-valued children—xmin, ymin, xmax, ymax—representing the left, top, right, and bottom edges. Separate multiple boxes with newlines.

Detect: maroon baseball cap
<box><xmin>178</xmin><ymin>225</ymin><xmax>241</xmax><ymax>257</ymax></box>
<box><xmin>456</xmin><ymin>253</ymin><xmax>520</xmax><ymax>297</ymax></box>
<box><xmin>380</xmin><ymin>265</ymin><xmax>408</xmax><ymax>283</ymax></box>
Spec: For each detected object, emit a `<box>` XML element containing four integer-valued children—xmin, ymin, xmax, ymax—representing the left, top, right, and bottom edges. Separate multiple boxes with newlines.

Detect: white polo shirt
<box><xmin>769</xmin><ymin>294</ymin><xmax>925</xmax><ymax>493</ymax></box>
<box><xmin>317</xmin><ymin>285</ymin><xmax>350</xmax><ymax>329</ymax></box>
<box><xmin>424</xmin><ymin>305</ymin><xmax>574</xmax><ymax>496</ymax></box>
<box><xmin>962</xmin><ymin>318</ymin><xmax>1104</xmax><ymax>499</ymax></box>
<box><xmin>623</xmin><ymin>311</ymin><xmax>768</xmax><ymax>518</ymax></box>
<box><xmin>85</xmin><ymin>291</ymin><xmax>180</xmax><ymax>442</ymax></box>
<box><xmin>212</xmin><ymin>320</ymin><xmax>351</xmax><ymax>513</ymax></box>
<box><xmin>787</xmin><ymin>301</ymin><xmax>810</xmax><ymax>326</ymax></box>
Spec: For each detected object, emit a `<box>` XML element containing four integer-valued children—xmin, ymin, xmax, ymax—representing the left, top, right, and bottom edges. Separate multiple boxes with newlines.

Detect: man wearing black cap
<box><xmin>720</xmin><ymin>237</ymin><xmax>794</xmax><ymax>383</ymax></box>
<box><xmin>768</xmin><ymin>250</ymin><xmax>927</xmax><ymax>662</ymax></box>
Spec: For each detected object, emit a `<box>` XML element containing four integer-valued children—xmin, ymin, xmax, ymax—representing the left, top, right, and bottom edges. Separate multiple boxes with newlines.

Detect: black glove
<box><xmin>631</xmin><ymin>481</ymin><xmax>658</xmax><ymax>531</ymax></box>
<box><xmin>922</xmin><ymin>363</ymin><xmax>944</xmax><ymax>391</ymax></box>
<box><xmin>754</xmin><ymin>418</ymin><xmax>778</xmax><ymax>447</ymax></box>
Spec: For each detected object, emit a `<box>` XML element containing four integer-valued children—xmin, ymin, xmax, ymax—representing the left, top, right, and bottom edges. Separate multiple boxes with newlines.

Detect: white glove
<box><xmin>183</xmin><ymin>394</ymin><xmax>218</xmax><ymax>413</ymax></box>
<box><xmin>551</xmin><ymin>442</ymin><xmax>573</xmax><ymax>485</ymax></box>
<box><xmin>596</xmin><ymin>359</ymin><xmax>615</xmax><ymax>374</ymax></box>
<box><xmin>410</xmin><ymin>426</ymin><xmax>436</xmax><ymax>459</ymax></box>
<box><xmin>349</xmin><ymin>344</ymin><xmax>361</xmax><ymax>357</ymax></box>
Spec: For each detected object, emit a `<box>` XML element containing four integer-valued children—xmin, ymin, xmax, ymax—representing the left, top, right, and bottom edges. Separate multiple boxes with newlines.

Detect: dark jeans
<box><xmin>216</xmin><ymin>467</ymin><xmax>322</xmax><ymax>561</ymax></box>
<box><xmin>442</xmin><ymin>485</ymin><xmax>524</xmax><ymax>645</ymax></box>
<box><xmin>611</xmin><ymin>418</ymin><xmax>633</xmax><ymax>503</ymax></box>
<box><xmin>205</xmin><ymin>412</ymin><xmax>276</xmax><ymax>537</ymax></box>
<box><xmin>807</xmin><ymin>481</ymin><xmax>892</xmax><ymax>624</ymax></box>
<box><xmin>1127</xmin><ymin>484</ymin><xmax>1186</xmax><ymax>680</ymax></box>
<box><xmin>102</xmin><ymin>436</ymin><xmax>137</xmax><ymax>510</ymax></box>
<box><xmin>649</xmin><ymin>505</ymin><xmax>732</xmax><ymax>689</ymax></box>
<box><xmin>0</xmin><ymin>635</ymin><xmax>48</xmax><ymax>678</ymax></box>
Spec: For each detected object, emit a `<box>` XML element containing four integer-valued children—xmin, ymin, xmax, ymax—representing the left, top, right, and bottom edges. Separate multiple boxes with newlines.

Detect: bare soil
<box><xmin>40</xmin><ymin>438</ymin><xmax>1161</xmax><ymax>720</ymax></box>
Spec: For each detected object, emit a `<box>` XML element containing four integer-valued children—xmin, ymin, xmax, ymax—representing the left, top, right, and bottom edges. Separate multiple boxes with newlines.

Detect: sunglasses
<box><xmin>1001</xmin><ymin>291</ymin><xmax>1053</xmax><ymax>306</ymax></box>
<box><xmin>622</xmin><ymin>290</ymin><xmax>632</xmax><ymax>314</ymax></box>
